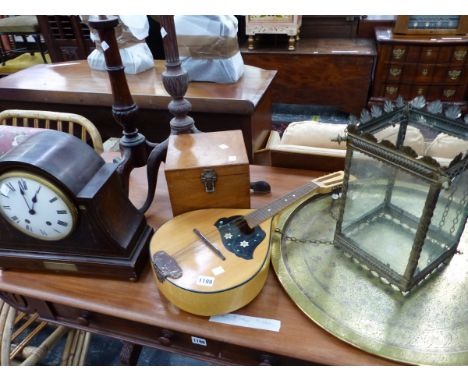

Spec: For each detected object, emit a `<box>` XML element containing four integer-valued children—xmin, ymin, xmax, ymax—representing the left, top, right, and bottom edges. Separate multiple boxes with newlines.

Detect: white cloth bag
<box><xmin>174</xmin><ymin>15</ymin><xmax>244</xmax><ymax>83</ymax></box>
<box><xmin>82</xmin><ymin>15</ymin><xmax>154</xmax><ymax>75</ymax></box>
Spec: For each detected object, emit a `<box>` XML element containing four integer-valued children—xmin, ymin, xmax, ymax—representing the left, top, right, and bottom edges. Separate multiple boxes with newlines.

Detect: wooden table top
<box><xmin>0</xmin><ymin>160</ymin><xmax>395</xmax><ymax>365</ymax></box>
<box><xmin>0</xmin><ymin>60</ymin><xmax>276</xmax><ymax>115</ymax></box>
<box><xmin>375</xmin><ymin>27</ymin><xmax>468</xmax><ymax>45</ymax></box>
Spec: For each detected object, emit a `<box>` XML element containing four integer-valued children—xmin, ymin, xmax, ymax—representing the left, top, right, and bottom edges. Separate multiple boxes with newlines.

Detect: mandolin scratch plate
<box><xmin>271</xmin><ymin>192</ymin><xmax>468</xmax><ymax>365</ymax></box>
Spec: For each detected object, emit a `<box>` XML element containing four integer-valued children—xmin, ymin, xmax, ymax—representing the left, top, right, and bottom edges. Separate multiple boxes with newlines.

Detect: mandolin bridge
<box><xmin>215</xmin><ymin>215</ymin><xmax>266</xmax><ymax>260</ymax></box>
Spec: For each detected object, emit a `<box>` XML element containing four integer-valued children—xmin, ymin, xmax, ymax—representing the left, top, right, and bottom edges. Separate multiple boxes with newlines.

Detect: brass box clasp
<box><xmin>201</xmin><ymin>169</ymin><xmax>217</xmax><ymax>193</ymax></box>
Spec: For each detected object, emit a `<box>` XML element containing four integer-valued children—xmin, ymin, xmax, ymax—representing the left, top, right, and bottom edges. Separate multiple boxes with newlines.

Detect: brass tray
<box><xmin>271</xmin><ymin>192</ymin><xmax>468</xmax><ymax>365</ymax></box>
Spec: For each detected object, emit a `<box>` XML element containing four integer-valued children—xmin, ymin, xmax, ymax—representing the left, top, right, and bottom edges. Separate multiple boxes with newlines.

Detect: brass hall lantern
<box><xmin>334</xmin><ymin>97</ymin><xmax>468</xmax><ymax>293</ymax></box>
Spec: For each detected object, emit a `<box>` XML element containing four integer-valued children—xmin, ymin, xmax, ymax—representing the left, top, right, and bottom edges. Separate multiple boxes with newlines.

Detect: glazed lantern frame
<box><xmin>334</xmin><ymin>97</ymin><xmax>468</xmax><ymax>293</ymax></box>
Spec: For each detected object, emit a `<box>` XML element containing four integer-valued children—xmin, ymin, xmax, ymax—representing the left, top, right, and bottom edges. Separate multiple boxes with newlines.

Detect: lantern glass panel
<box><xmin>341</xmin><ymin>149</ymin><xmax>432</xmax><ymax>277</ymax></box>
<box><xmin>415</xmin><ymin>171</ymin><xmax>468</xmax><ymax>276</ymax></box>
<box><xmin>335</xmin><ymin>100</ymin><xmax>468</xmax><ymax>292</ymax></box>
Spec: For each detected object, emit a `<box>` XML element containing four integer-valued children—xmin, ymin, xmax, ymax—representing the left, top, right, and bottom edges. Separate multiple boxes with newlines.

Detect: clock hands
<box><xmin>29</xmin><ymin>186</ymin><xmax>41</xmax><ymax>214</ymax></box>
<box><xmin>17</xmin><ymin>181</ymin><xmax>41</xmax><ymax>215</ymax></box>
<box><xmin>32</xmin><ymin>186</ymin><xmax>41</xmax><ymax>203</ymax></box>
<box><xmin>18</xmin><ymin>180</ymin><xmax>33</xmax><ymax>212</ymax></box>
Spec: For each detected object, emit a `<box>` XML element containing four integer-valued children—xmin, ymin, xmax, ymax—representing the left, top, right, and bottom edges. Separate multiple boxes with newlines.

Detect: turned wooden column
<box><xmin>87</xmin><ymin>15</ymin><xmax>198</xmax><ymax>213</ymax></box>
<box><xmin>88</xmin><ymin>16</ymin><xmax>150</xmax><ymax>194</ymax></box>
<box><xmin>159</xmin><ymin>16</ymin><xmax>198</xmax><ymax>134</ymax></box>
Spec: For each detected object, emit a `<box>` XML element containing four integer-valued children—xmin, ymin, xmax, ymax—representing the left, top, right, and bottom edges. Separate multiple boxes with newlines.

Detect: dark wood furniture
<box><xmin>0</xmin><ymin>16</ymin><xmax>47</xmax><ymax>66</ymax></box>
<box><xmin>299</xmin><ymin>16</ymin><xmax>360</xmax><ymax>38</ymax></box>
<box><xmin>369</xmin><ymin>28</ymin><xmax>468</xmax><ymax>109</ymax></box>
<box><xmin>36</xmin><ymin>16</ymin><xmax>93</xmax><ymax>63</ymax></box>
<box><xmin>0</xmin><ymin>60</ymin><xmax>275</xmax><ymax>162</ymax></box>
<box><xmin>0</xmin><ymin>160</ymin><xmax>398</xmax><ymax>366</ymax></box>
<box><xmin>241</xmin><ymin>38</ymin><xmax>376</xmax><ymax>115</ymax></box>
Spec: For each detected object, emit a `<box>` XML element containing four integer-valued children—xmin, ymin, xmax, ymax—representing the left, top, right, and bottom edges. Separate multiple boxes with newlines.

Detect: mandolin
<box><xmin>149</xmin><ymin>171</ymin><xmax>344</xmax><ymax>316</ymax></box>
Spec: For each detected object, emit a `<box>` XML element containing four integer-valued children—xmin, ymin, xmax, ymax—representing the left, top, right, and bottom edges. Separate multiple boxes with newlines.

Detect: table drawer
<box><xmin>452</xmin><ymin>47</ymin><xmax>468</xmax><ymax>64</ymax></box>
<box><xmin>433</xmin><ymin>65</ymin><xmax>466</xmax><ymax>84</ymax></box>
<box><xmin>382</xmin><ymin>45</ymin><xmax>451</xmax><ymax>64</ymax></box>
<box><xmin>384</xmin><ymin>63</ymin><xmax>410</xmax><ymax>83</ymax></box>
<box><xmin>381</xmin><ymin>84</ymin><xmax>409</xmax><ymax>99</ymax></box>
<box><xmin>61</xmin><ymin>308</ymin><xmax>312</xmax><ymax>365</ymax></box>
<box><xmin>383</xmin><ymin>63</ymin><xmax>467</xmax><ymax>85</ymax></box>
<box><xmin>419</xmin><ymin>46</ymin><xmax>440</xmax><ymax>63</ymax></box>
<box><xmin>379</xmin><ymin>83</ymin><xmax>466</xmax><ymax>101</ymax></box>
<box><xmin>0</xmin><ymin>292</ymin><xmax>312</xmax><ymax>365</ymax></box>
<box><xmin>412</xmin><ymin>64</ymin><xmax>467</xmax><ymax>84</ymax></box>
<box><xmin>413</xmin><ymin>63</ymin><xmax>435</xmax><ymax>83</ymax></box>
<box><xmin>435</xmin><ymin>85</ymin><xmax>466</xmax><ymax>101</ymax></box>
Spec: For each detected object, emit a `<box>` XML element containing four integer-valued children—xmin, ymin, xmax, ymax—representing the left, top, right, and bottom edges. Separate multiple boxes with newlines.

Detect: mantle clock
<box><xmin>0</xmin><ymin>130</ymin><xmax>152</xmax><ymax>280</ymax></box>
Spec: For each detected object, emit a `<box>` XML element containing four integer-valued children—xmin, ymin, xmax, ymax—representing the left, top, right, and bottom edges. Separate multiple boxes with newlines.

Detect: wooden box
<box><xmin>165</xmin><ymin>130</ymin><xmax>251</xmax><ymax>216</ymax></box>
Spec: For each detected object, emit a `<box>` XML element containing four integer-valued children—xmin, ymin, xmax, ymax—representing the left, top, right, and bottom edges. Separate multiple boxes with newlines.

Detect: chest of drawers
<box><xmin>370</xmin><ymin>28</ymin><xmax>468</xmax><ymax>109</ymax></box>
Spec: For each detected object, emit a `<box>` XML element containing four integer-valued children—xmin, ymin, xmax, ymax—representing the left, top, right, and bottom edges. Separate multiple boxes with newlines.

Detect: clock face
<box><xmin>0</xmin><ymin>171</ymin><xmax>77</xmax><ymax>241</ymax></box>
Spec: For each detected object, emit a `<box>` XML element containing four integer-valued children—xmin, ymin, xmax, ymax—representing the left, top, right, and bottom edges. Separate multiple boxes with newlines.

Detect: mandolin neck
<box><xmin>244</xmin><ymin>181</ymin><xmax>319</xmax><ymax>228</ymax></box>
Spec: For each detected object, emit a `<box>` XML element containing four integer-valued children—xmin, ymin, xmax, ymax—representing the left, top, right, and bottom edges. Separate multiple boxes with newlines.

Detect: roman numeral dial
<box><xmin>0</xmin><ymin>171</ymin><xmax>77</xmax><ymax>241</ymax></box>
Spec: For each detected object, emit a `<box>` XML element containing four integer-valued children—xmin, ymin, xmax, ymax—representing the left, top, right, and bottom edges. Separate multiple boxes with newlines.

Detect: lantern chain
<box><xmin>274</xmin><ymin>194</ymin><xmax>342</xmax><ymax>246</ymax></box>
<box><xmin>449</xmin><ymin>186</ymin><xmax>468</xmax><ymax>236</ymax></box>
<box><xmin>274</xmin><ymin>228</ymin><xmax>335</xmax><ymax>246</ymax></box>
<box><xmin>439</xmin><ymin>160</ymin><xmax>467</xmax><ymax>233</ymax></box>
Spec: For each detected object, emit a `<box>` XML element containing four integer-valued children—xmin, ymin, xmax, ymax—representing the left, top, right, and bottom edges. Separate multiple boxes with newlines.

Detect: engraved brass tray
<box><xmin>271</xmin><ymin>192</ymin><xmax>468</xmax><ymax>365</ymax></box>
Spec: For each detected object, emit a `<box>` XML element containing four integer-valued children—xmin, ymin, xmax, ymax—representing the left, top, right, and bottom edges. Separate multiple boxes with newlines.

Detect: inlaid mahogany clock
<box><xmin>0</xmin><ymin>130</ymin><xmax>152</xmax><ymax>280</ymax></box>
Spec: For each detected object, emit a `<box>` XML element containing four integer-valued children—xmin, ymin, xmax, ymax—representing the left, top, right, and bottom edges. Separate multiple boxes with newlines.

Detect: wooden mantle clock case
<box><xmin>0</xmin><ymin>131</ymin><xmax>152</xmax><ymax>280</ymax></box>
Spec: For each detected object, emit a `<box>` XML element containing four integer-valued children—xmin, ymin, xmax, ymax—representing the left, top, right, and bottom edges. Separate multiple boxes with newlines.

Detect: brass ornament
<box><xmin>271</xmin><ymin>192</ymin><xmax>468</xmax><ymax>365</ymax></box>
<box><xmin>392</xmin><ymin>48</ymin><xmax>405</xmax><ymax>60</ymax></box>
<box><xmin>448</xmin><ymin>70</ymin><xmax>461</xmax><ymax>80</ymax></box>
<box><xmin>444</xmin><ymin>89</ymin><xmax>456</xmax><ymax>98</ymax></box>
<box><xmin>385</xmin><ymin>86</ymin><xmax>398</xmax><ymax>95</ymax></box>
<box><xmin>389</xmin><ymin>67</ymin><xmax>402</xmax><ymax>77</ymax></box>
<box><xmin>454</xmin><ymin>50</ymin><xmax>467</xmax><ymax>61</ymax></box>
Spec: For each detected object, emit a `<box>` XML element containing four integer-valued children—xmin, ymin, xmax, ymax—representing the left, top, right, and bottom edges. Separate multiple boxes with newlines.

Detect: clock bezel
<box><xmin>0</xmin><ymin>170</ymin><xmax>78</xmax><ymax>241</ymax></box>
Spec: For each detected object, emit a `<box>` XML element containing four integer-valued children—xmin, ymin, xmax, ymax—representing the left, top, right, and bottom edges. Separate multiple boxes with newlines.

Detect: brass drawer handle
<box><xmin>443</xmin><ymin>89</ymin><xmax>456</xmax><ymax>98</ymax></box>
<box><xmin>454</xmin><ymin>50</ymin><xmax>467</xmax><ymax>61</ymax></box>
<box><xmin>421</xmin><ymin>68</ymin><xmax>429</xmax><ymax>76</ymax></box>
<box><xmin>448</xmin><ymin>69</ymin><xmax>461</xmax><ymax>80</ymax></box>
<box><xmin>386</xmin><ymin>86</ymin><xmax>398</xmax><ymax>95</ymax></box>
<box><xmin>389</xmin><ymin>67</ymin><xmax>401</xmax><ymax>77</ymax></box>
<box><xmin>417</xmin><ymin>88</ymin><xmax>424</xmax><ymax>95</ymax></box>
<box><xmin>392</xmin><ymin>48</ymin><xmax>405</xmax><ymax>60</ymax></box>
<box><xmin>425</xmin><ymin>49</ymin><xmax>433</xmax><ymax>57</ymax></box>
